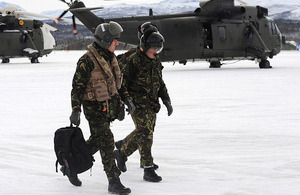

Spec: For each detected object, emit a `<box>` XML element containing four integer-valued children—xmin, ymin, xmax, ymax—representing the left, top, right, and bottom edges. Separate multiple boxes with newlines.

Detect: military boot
<box><xmin>116</xmin><ymin>140</ymin><xmax>159</xmax><ymax>170</ymax></box>
<box><xmin>143</xmin><ymin>167</ymin><xmax>162</xmax><ymax>182</ymax></box>
<box><xmin>140</xmin><ymin>163</ymin><xmax>159</xmax><ymax>170</ymax></box>
<box><xmin>108</xmin><ymin>177</ymin><xmax>131</xmax><ymax>194</ymax></box>
<box><xmin>114</xmin><ymin>149</ymin><xmax>128</xmax><ymax>172</ymax></box>
<box><xmin>60</xmin><ymin>166</ymin><xmax>82</xmax><ymax>186</ymax></box>
<box><xmin>115</xmin><ymin>139</ymin><xmax>125</xmax><ymax>150</ymax></box>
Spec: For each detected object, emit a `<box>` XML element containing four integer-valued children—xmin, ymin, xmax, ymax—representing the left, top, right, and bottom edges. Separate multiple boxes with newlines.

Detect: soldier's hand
<box><xmin>70</xmin><ymin>111</ymin><xmax>81</xmax><ymax>126</ymax></box>
<box><xmin>125</xmin><ymin>99</ymin><xmax>136</xmax><ymax>115</ymax></box>
<box><xmin>117</xmin><ymin>104</ymin><xmax>125</xmax><ymax>121</ymax></box>
<box><xmin>164</xmin><ymin>101</ymin><xmax>173</xmax><ymax>116</ymax></box>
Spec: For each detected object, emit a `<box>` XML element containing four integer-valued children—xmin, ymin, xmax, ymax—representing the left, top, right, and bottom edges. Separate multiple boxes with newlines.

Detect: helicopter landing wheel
<box><xmin>209</xmin><ymin>61</ymin><xmax>222</xmax><ymax>68</ymax></box>
<box><xmin>31</xmin><ymin>58</ymin><xmax>39</xmax><ymax>63</ymax></box>
<box><xmin>259</xmin><ymin>59</ymin><xmax>272</xmax><ymax>69</ymax></box>
<box><xmin>2</xmin><ymin>58</ymin><xmax>10</xmax><ymax>63</ymax></box>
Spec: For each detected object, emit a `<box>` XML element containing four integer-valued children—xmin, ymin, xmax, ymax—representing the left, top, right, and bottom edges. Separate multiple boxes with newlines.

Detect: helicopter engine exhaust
<box><xmin>220</xmin><ymin>6</ymin><xmax>246</xmax><ymax>18</ymax></box>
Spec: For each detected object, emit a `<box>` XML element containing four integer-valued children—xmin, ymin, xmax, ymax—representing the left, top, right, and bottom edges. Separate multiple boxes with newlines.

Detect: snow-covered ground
<box><xmin>1</xmin><ymin>50</ymin><xmax>300</xmax><ymax>194</ymax></box>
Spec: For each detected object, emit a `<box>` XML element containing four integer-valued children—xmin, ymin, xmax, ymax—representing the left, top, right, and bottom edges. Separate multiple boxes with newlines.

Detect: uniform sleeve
<box><xmin>158</xmin><ymin>63</ymin><xmax>171</xmax><ymax>103</ymax></box>
<box><xmin>71</xmin><ymin>55</ymin><xmax>93</xmax><ymax>112</ymax></box>
<box><xmin>116</xmin><ymin>53</ymin><xmax>126</xmax><ymax>71</ymax></box>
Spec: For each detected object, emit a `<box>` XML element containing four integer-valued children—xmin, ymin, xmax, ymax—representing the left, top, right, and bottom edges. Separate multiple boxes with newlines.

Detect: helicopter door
<box><xmin>211</xmin><ymin>23</ymin><xmax>247</xmax><ymax>57</ymax></box>
<box><xmin>1</xmin><ymin>30</ymin><xmax>24</xmax><ymax>57</ymax></box>
<box><xmin>158</xmin><ymin>17</ymin><xmax>203</xmax><ymax>62</ymax></box>
<box><xmin>203</xmin><ymin>23</ymin><xmax>212</xmax><ymax>49</ymax></box>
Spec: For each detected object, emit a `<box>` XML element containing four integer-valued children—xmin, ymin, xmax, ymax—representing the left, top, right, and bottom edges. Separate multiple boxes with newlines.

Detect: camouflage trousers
<box><xmin>83</xmin><ymin>101</ymin><xmax>121</xmax><ymax>180</ymax></box>
<box><xmin>121</xmin><ymin>108</ymin><xmax>157</xmax><ymax>167</ymax></box>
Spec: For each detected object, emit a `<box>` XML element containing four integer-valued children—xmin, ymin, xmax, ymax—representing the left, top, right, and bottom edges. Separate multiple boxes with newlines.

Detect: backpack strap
<box><xmin>55</xmin><ymin>151</ymin><xmax>63</xmax><ymax>173</ymax></box>
<box><xmin>55</xmin><ymin>159</ymin><xmax>59</xmax><ymax>173</ymax></box>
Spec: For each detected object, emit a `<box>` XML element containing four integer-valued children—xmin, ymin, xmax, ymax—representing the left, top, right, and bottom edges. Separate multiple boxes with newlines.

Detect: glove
<box><xmin>164</xmin><ymin>101</ymin><xmax>173</xmax><ymax>116</ymax></box>
<box><xmin>117</xmin><ymin>104</ymin><xmax>125</xmax><ymax>121</ymax></box>
<box><xmin>125</xmin><ymin>99</ymin><xmax>136</xmax><ymax>115</ymax></box>
<box><xmin>70</xmin><ymin>111</ymin><xmax>81</xmax><ymax>126</ymax></box>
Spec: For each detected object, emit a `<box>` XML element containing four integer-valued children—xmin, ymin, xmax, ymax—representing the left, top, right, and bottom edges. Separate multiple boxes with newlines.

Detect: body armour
<box><xmin>83</xmin><ymin>44</ymin><xmax>122</xmax><ymax>102</ymax></box>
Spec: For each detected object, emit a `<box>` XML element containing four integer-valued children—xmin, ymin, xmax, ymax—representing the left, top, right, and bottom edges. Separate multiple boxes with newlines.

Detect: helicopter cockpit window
<box><xmin>218</xmin><ymin>26</ymin><xmax>226</xmax><ymax>41</ymax></box>
<box><xmin>269</xmin><ymin>21</ymin><xmax>279</xmax><ymax>35</ymax></box>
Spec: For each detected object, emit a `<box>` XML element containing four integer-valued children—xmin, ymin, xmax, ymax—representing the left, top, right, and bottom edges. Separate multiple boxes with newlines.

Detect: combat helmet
<box><xmin>137</xmin><ymin>22</ymin><xmax>158</xmax><ymax>39</ymax></box>
<box><xmin>140</xmin><ymin>31</ymin><xmax>165</xmax><ymax>53</ymax></box>
<box><xmin>94</xmin><ymin>21</ymin><xmax>123</xmax><ymax>49</ymax></box>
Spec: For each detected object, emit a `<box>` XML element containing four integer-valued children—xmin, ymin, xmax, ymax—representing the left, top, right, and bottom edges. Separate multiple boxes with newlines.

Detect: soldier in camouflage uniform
<box><xmin>115</xmin><ymin>30</ymin><xmax>173</xmax><ymax>182</ymax></box>
<box><xmin>117</xmin><ymin>22</ymin><xmax>158</xmax><ymax>70</ymax></box>
<box><xmin>116</xmin><ymin>22</ymin><xmax>160</xmax><ymax>170</ymax></box>
<box><xmin>69</xmin><ymin>21</ymin><xmax>131</xmax><ymax>194</ymax></box>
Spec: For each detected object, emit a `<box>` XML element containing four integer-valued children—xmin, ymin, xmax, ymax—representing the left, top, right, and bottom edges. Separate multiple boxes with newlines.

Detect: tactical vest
<box><xmin>83</xmin><ymin>44</ymin><xmax>122</xmax><ymax>105</ymax></box>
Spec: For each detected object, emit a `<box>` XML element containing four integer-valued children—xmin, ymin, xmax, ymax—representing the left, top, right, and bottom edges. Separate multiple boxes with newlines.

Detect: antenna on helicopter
<box><xmin>149</xmin><ymin>9</ymin><xmax>153</xmax><ymax>16</ymax></box>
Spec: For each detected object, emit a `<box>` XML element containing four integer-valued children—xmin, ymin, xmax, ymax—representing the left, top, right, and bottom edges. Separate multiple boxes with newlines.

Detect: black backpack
<box><xmin>54</xmin><ymin>125</ymin><xmax>94</xmax><ymax>174</ymax></box>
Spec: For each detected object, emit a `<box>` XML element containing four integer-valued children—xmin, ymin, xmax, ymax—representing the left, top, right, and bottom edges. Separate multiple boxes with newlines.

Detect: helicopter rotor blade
<box><xmin>58</xmin><ymin>10</ymin><xmax>69</xmax><ymax>19</ymax></box>
<box><xmin>69</xmin><ymin>7</ymin><xmax>104</xmax><ymax>12</ymax></box>
<box><xmin>14</xmin><ymin>11</ymin><xmax>59</xmax><ymax>21</ymax></box>
<box><xmin>55</xmin><ymin>9</ymin><xmax>83</xmax><ymax>25</ymax></box>
<box><xmin>55</xmin><ymin>9</ymin><xmax>69</xmax><ymax>24</ymax></box>
<box><xmin>72</xmin><ymin>15</ymin><xmax>77</xmax><ymax>35</ymax></box>
<box><xmin>10</xmin><ymin>11</ymin><xmax>58</xmax><ymax>32</ymax></box>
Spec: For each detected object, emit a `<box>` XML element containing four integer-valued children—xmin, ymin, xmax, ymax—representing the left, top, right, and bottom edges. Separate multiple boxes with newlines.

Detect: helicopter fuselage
<box><xmin>104</xmin><ymin>5</ymin><xmax>282</xmax><ymax>63</ymax></box>
<box><xmin>69</xmin><ymin>0</ymin><xmax>283</xmax><ymax>68</ymax></box>
<box><xmin>0</xmin><ymin>16</ymin><xmax>55</xmax><ymax>62</ymax></box>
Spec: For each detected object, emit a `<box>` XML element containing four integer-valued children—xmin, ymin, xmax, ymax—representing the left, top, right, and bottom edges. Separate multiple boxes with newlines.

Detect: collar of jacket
<box><xmin>137</xmin><ymin>47</ymin><xmax>159</xmax><ymax>62</ymax></box>
<box><xmin>93</xmin><ymin>42</ymin><xmax>115</xmax><ymax>62</ymax></box>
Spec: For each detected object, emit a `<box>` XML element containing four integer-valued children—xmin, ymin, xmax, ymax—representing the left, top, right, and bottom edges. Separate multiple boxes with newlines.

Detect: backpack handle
<box><xmin>70</xmin><ymin>123</ymin><xmax>80</xmax><ymax>128</ymax></box>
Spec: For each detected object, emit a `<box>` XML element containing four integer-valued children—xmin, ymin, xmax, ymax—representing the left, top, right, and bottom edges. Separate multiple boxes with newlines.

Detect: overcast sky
<box><xmin>9</xmin><ymin>0</ymin><xmax>163</xmax><ymax>13</ymax></box>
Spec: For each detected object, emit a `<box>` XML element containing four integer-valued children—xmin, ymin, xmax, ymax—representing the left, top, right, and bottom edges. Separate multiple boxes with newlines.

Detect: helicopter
<box><xmin>0</xmin><ymin>5</ymin><xmax>57</xmax><ymax>63</ymax></box>
<box><xmin>58</xmin><ymin>0</ymin><xmax>284</xmax><ymax>68</ymax></box>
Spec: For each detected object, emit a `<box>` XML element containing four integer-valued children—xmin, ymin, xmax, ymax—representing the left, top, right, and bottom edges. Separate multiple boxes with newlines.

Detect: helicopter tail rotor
<box><xmin>53</xmin><ymin>9</ymin><xmax>69</xmax><ymax>24</ymax></box>
<box><xmin>72</xmin><ymin>15</ymin><xmax>77</xmax><ymax>35</ymax></box>
<box><xmin>56</xmin><ymin>0</ymin><xmax>103</xmax><ymax>35</ymax></box>
<box><xmin>58</xmin><ymin>10</ymin><xmax>69</xmax><ymax>20</ymax></box>
<box><xmin>56</xmin><ymin>0</ymin><xmax>77</xmax><ymax>35</ymax></box>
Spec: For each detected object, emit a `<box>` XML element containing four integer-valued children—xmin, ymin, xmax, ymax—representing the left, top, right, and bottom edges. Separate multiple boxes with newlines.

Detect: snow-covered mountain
<box><xmin>246</xmin><ymin>0</ymin><xmax>299</xmax><ymax>5</ymax></box>
<box><xmin>52</xmin><ymin>0</ymin><xmax>300</xmax><ymax>20</ymax></box>
<box><xmin>0</xmin><ymin>1</ymin><xmax>24</xmax><ymax>11</ymax></box>
<box><xmin>246</xmin><ymin>0</ymin><xmax>300</xmax><ymax>20</ymax></box>
<box><xmin>1</xmin><ymin>0</ymin><xmax>299</xmax><ymax>20</ymax></box>
<box><xmin>97</xmin><ymin>0</ymin><xmax>200</xmax><ymax>18</ymax></box>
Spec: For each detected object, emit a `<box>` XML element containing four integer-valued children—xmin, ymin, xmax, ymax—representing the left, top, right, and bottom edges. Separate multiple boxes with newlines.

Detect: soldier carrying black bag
<box><xmin>68</xmin><ymin>21</ymin><xmax>131</xmax><ymax>194</ymax></box>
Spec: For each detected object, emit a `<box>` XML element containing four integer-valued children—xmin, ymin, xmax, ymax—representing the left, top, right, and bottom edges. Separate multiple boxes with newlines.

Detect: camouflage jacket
<box><xmin>117</xmin><ymin>47</ymin><xmax>137</xmax><ymax>71</ymax></box>
<box><xmin>71</xmin><ymin>43</ymin><xmax>121</xmax><ymax>117</ymax></box>
<box><xmin>119</xmin><ymin>48</ymin><xmax>170</xmax><ymax>113</ymax></box>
